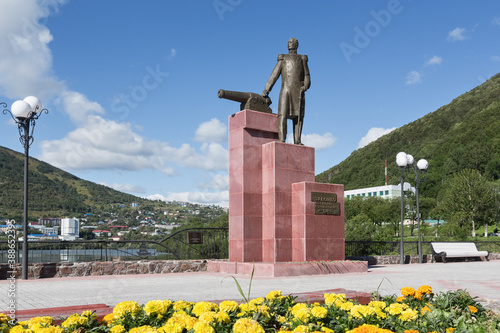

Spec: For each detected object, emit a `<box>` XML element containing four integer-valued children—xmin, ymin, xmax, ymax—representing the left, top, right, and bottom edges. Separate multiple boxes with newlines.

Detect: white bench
<box><xmin>430</xmin><ymin>242</ymin><xmax>489</xmax><ymax>263</ymax></box>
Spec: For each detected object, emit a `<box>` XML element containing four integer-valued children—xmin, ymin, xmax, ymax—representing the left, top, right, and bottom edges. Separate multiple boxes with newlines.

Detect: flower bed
<box><xmin>1</xmin><ymin>286</ymin><xmax>499</xmax><ymax>333</ymax></box>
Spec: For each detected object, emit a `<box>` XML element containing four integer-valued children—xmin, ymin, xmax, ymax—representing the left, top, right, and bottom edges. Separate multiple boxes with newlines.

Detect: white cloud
<box><xmin>199</xmin><ymin>174</ymin><xmax>229</xmax><ymax>191</ymax></box>
<box><xmin>358</xmin><ymin>127</ymin><xmax>396</xmax><ymax>149</ymax></box>
<box><xmin>492</xmin><ymin>17</ymin><xmax>500</xmax><ymax>26</ymax></box>
<box><xmin>301</xmin><ymin>132</ymin><xmax>337</xmax><ymax>150</ymax></box>
<box><xmin>405</xmin><ymin>71</ymin><xmax>421</xmax><ymax>85</ymax></box>
<box><xmin>168</xmin><ymin>48</ymin><xmax>177</xmax><ymax>60</ymax></box>
<box><xmin>424</xmin><ymin>55</ymin><xmax>442</xmax><ymax>66</ymax></box>
<box><xmin>491</xmin><ymin>55</ymin><xmax>500</xmax><ymax>62</ymax></box>
<box><xmin>100</xmin><ymin>182</ymin><xmax>146</xmax><ymax>194</ymax></box>
<box><xmin>148</xmin><ymin>191</ymin><xmax>229</xmax><ymax>207</ymax></box>
<box><xmin>447</xmin><ymin>27</ymin><xmax>467</xmax><ymax>41</ymax></box>
<box><xmin>193</xmin><ymin>118</ymin><xmax>227</xmax><ymax>143</ymax></box>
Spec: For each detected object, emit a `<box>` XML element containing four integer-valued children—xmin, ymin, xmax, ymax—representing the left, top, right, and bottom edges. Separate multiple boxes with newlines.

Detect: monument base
<box><xmin>207</xmin><ymin>260</ymin><xmax>367</xmax><ymax>277</ymax></box>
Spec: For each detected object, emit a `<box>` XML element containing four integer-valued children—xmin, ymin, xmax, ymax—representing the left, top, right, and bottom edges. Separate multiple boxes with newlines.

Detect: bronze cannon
<box><xmin>217</xmin><ymin>89</ymin><xmax>272</xmax><ymax>113</ymax></box>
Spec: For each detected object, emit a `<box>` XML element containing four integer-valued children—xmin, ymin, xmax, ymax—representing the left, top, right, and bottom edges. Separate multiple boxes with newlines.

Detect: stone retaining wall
<box><xmin>0</xmin><ymin>260</ymin><xmax>208</xmax><ymax>279</ymax></box>
<box><xmin>1</xmin><ymin>253</ymin><xmax>498</xmax><ymax>279</ymax></box>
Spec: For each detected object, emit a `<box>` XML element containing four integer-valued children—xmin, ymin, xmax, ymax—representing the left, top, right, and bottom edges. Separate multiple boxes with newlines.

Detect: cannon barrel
<box><xmin>218</xmin><ymin>89</ymin><xmax>271</xmax><ymax>106</ymax></box>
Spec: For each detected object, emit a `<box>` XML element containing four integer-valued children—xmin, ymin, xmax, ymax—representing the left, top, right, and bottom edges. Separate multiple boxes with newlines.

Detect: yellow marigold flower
<box><xmin>396</xmin><ymin>296</ymin><xmax>406</xmax><ymax>303</ymax></box>
<box><xmin>399</xmin><ymin>309</ymin><xmax>418</xmax><ymax>322</ymax></box>
<box><xmin>374</xmin><ymin>308</ymin><xmax>387</xmax><ymax>320</ymax></box>
<box><xmin>0</xmin><ymin>313</ymin><xmax>10</xmax><ymax>324</ymax></box>
<box><xmin>350</xmin><ymin>305</ymin><xmax>376</xmax><ymax>320</ymax></box>
<box><xmin>368</xmin><ymin>301</ymin><xmax>387</xmax><ymax>310</ymax></box>
<box><xmin>32</xmin><ymin>325</ymin><xmax>64</xmax><ymax>333</ymax></box>
<box><xmin>113</xmin><ymin>301</ymin><xmax>141</xmax><ymax>318</ymax></box>
<box><xmin>266</xmin><ymin>290</ymin><xmax>283</xmax><ymax>300</ymax></box>
<box><xmin>468</xmin><ymin>305</ymin><xmax>478</xmax><ymax>313</ymax></box>
<box><xmin>339</xmin><ymin>301</ymin><xmax>354</xmax><ymax>312</ymax></box>
<box><xmin>129</xmin><ymin>325</ymin><xmax>157</xmax><ymax>333</ymax></box>
<box><xmin>158</xmin><ymin>322</ymin><xmax>183</xmax><ymax>333</ymax></box>
<box><xmin>198</xmin><ymin>311</ymin><xmax>217</xmax><ymax>324</ymax></box>
<box><xmin>346</xmin><ymin>324</ymin><xmax>394</xmax><ymax>332</ymax></box>
<box><xmin>167</xmin><ymin>312</ymin><xmax>197</xmax><ymax>331</ymax></box>
<box><xmin>9</xmin><ymin>325</ymin><xmax>28</xmax><ymax>333</ymax></box>
<box><xmin>192</xmin><ymin>301</ymin><xmax>218</xmax><ymax>317</ymax></box>
<box><xmin>277</xmin><ymin>315</ymin><xmax>287</xmax><ymax>323</ymax></box>
<box><xmin>219</xmin><ymin>300</ymin><xmax>239</xmax><ymax>313</ymax></box>
<box><xmin>233</xmin><ymin>318</ymin><xmax>265</xmax><ymax>333</ymax></box>
<box><xmin>324</xmin><ymin>293</ymin><xmax>346</xmax><ymax>306</ymax></box>
<box><xmin>81</xmin><ymin>310</ymin><xmax>97</xmax><ymax>319</ymax></box>
<box><xmin>27</xmin><ymin>316</ymin><xmax>53</xmax><ymax>329</ymax></box>
<box><xmin>421</xmin><ymin>306</ymin><xmax>432</xmax><ymax>315</ymax></box>
<box><xmin>293</xmin><ymin>325</ymin><xmax>310</xmax><ymax>333</ymax></box>
<box><xmin>294</xmin><ymin>307</ymin><xmax>311</xmax><ymax>322</ymax></box>
<box><xmin>192</xmin><ymin>321</ymin><xmax>215</xmax><ymax>333</ymax></box>
<box><xmin>401</xmin><ymin>287</ymin><xmax>416</xmax><ymax>297</ymax></box>
<box><xmin>321</xmin><ymin>328</ymin><xmax>335</xmax><ymax>333</ymax></box>
<box><xmin>403</xmin><ymin>330</ymin><xmax>419</xmax><ymax>333</ymax></box>
<box><xmin>173</xmin><ymin>300</ymin><xmax>193</xmax><ymax>311</ymax></box>
<box><xmin>238</xmin><ymin>302</ymin><xmax>258</xmax><ymax>313</ymax></box>
<box><xmin>110</xmin><ymin>325</ymin><xmax>126</xmax><ymax>333</ymax></box>
<box><xmin>311</xmin><ymin>306</ymin><xmax>328</xmax><ymax>319</ymax></box>
<box><xmin>385</xmin><ymin>303</ymin><xmax>408</xmax><ymax>316</ymax></box>
<box><xmin>250</xmin><ymin>297</ymin><xmax>265</xmax><ymax>305</ymax></box>
<box><xmin>144</xmin><ymin>300</ymin><xmax>172</xmax><ymax>316</ymax></box>
<box><xmin>216</xmin><ymin>311</ymin><xmax>230</xmax><ymax>324</ymax></box>
<box><xmin>61</xmin><ymin>314</ymin><xmax>88</xmax><ymax>328</ymax></box>
<box><xmin>417</xmin><ymin>285</ymin><xmax>433</xmax><ymax>295</ymax></box>
<box><xmin>446</xmin><ymin>328</ymin><xmax>455</xmax><ymax>333</ymax></box>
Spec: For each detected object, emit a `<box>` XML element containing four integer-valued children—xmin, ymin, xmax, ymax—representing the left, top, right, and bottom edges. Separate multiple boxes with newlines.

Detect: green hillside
<box><xmin>316</xmin><ymin>72</ymin><xmax>500</xmax><ymax>197</ymax></box>
<box><xmin>0</xmin><ymin>146</ymin><xmax>207</xmax><ymax>221</ymax></box>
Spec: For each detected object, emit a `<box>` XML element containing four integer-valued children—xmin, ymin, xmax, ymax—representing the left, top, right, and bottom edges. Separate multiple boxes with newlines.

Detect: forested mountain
<box><xmin>317</xmin><ymin>72</ymin><xmax>500</xmax><ymax>198</ymax></box>
<box><xmin>0</xmin><ymin>146</ymin><xmax>196</xmax><ymax>220</ymax></box>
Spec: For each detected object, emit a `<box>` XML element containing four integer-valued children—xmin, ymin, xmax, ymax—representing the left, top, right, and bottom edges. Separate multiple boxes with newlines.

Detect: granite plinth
<box><xmin>207</xmin><ymin>260</ymin><xmax>367</xmax><ymax>277</ymax></box>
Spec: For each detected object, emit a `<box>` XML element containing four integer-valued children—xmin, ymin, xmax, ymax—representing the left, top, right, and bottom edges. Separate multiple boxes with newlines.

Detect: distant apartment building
<box><xmin>59</xmin><ymin>218</ymin><xmax>79</xmax><ymax>241</ymax></box>
<box><xmin>344</xmin><ymin>183</ymin><xmax>415</xmax><ymax>200</ymax></box>
<box><xmin>38</xmin><ymin>218</ymin><xmax>62</xmax><ymax>226</ymax></box>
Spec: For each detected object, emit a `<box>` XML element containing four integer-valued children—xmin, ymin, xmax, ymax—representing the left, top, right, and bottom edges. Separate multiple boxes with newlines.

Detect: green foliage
<box><xmin>317</xmin><ymin>72</ymin><xmax>500</xmax><ymax>199</ymax></box>
<box><xmin>440</xmin><ymin>169</ymin><xmax>496</xmax><ymax>237</ymax></box>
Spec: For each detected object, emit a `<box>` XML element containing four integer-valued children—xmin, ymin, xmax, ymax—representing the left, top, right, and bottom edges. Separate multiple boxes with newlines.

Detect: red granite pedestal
<box><xmin>208</xmin><ymin>110</ymin><xmax>367</xmax><ymax>277</ymax></box>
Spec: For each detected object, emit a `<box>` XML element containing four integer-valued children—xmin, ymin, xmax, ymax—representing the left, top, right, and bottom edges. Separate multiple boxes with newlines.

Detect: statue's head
<box><xmin>288</xmin><ymin>38</ymin><xmax>299</xmax><ymax>51</ymax></box>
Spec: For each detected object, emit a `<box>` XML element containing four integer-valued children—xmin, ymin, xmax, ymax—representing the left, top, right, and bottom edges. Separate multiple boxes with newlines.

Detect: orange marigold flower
<box><xmin>421</xmin><ymin>306</ymin><xmax>432</xmax><ymax>315</ymax></box>
<box><xmin>396</xmin><ymin>296</ymin><xmax>406</xmax><ymax>303</ymax></box>
<box><xmin>417</xmin><ymin>285</ymin><xmax>433</xmax><ymax>295</ymax></box>
<box><xmin>346</xmin><ymin>324</ymin><xmax>394</xmax><ymax>332</ymax></box>
<box><xmin>401</xmin><ymin>287</ymin><xmax>416</xmax><ymax>297</ymax></box>
<box><xmin>468</xmin><ymin>305</ymin><xmax>478</xmax><ymax>313</ymax></box>
<box><xmin>404</xmin><ymin>330</ymin><xmax>418</xmax><ymax>333</ymax></box>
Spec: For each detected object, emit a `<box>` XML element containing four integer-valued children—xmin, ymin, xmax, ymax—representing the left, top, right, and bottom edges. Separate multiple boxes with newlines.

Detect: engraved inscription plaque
<box><xmin>187</xmin><ymin>231</ymin><xmax>203</xmax><ymax>244</ymax></box>
<box><xmin>311</xmin><ymin>192</ymin><xmax>341</xmax><ymax>215</ymax></box>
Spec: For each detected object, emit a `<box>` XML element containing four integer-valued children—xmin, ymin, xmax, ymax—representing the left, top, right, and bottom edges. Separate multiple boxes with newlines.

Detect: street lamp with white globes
<box><xmin>2</xmin><ymin>96</ymin><xmax>48</xmax><ymax>280</ymax></box>
<box><xmin>395</xmin><ymin>151</ymin><xmax>428</xmax><ymax>264</ymax></box>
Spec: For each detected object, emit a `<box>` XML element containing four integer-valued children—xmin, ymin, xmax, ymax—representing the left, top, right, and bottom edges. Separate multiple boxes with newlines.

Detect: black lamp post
<box><xmin>396</xmin><ymin>151</ymin><xmax>428</xmax><ymax>265</ymax></box>
<box><xmin>2</xmin><ymin>97</ymin><xmax>48</xmax><ymax>280</ymax></box>
<box><xmin>410</xmin><ymin>159</ymin><xmax>428</xmax><ymax>263</ymax></box>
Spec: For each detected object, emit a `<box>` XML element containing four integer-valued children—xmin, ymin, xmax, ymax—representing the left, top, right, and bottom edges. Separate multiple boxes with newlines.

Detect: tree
<box><xmin>441</xmin><ymin>169</ymin><xmax>496</xmax><ymax>237</ymax></box>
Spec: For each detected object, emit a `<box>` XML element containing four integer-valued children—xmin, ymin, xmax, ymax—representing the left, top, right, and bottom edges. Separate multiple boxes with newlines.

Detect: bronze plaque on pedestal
<box><xmin>311</xmin><ymin>192</ymin><xmax>341</xmax><ymax>215</ymax></box>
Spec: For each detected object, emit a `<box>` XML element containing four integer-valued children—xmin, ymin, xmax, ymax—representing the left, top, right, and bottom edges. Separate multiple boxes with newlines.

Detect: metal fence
<box><xmin>1</xmin><ymin>232</ymin><xmax>498</xmax><ymax>263</ymax></box>
<box><xmin>0</xmin><ymin>227</ymin><xmax>229</xmax><ymax>263</ymax></box>
<box><xmin>345</xmin><ymin>240</ymin><xmax>500</xmax><ymax>257</ymax></box>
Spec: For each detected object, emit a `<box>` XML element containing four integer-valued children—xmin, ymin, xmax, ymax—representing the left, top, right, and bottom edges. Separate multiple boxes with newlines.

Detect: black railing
<box><xmin>0</xmin><ymin>227</ymin><xmax>229</xmax><ymax>263</ymax></box>
<box><xmin>1</xmin><ymin>234</ymin><xmax>498</xmax><ymax>263</ymax></box>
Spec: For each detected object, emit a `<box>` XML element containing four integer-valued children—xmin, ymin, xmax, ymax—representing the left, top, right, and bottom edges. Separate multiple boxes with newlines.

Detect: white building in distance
<box><xmin>345</xmin><ymin>183</ymin><xmax>415</xmax><ymax>200</ymax></box>
<box><xmin>59</xmin><ymin>218</ymin><xmax>79</xmax><ymax>241</ymax></box>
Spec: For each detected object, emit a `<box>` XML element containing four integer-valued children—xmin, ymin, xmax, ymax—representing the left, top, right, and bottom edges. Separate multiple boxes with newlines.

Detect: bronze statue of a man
<box><xmin>262</xmin><ymin>38</ymin><xmax>311</xmax><ymax>144</ymax></box>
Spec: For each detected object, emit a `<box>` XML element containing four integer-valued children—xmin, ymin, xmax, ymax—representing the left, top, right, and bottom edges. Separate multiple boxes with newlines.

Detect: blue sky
<box><xmin>1</xmin><ymin>0</ymin><xmax>499</xmax><ymax>208</ymax></box>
